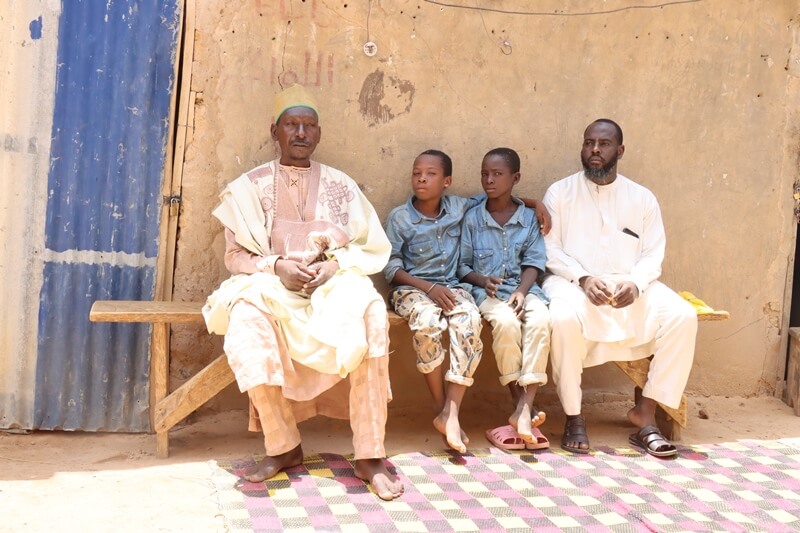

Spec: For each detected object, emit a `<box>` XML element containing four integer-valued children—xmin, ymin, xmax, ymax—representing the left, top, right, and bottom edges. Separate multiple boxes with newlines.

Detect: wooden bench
<box><xmin>90</xmin><ymin>298</ymin><xmax>727</xmax><ymax>456</ymax></box>
<box><xmin>90</xmin><ymin>301</ymin><xmax>231</xmax><ymax>458</ymax></box>
<box><xmin>89</xmin><ymin>300</ymin><xmax>407</xmax><ymax>457</ymax></box>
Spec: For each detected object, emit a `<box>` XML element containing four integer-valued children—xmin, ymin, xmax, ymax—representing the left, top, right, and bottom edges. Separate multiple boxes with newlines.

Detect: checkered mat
<box><xmin>210</xmin><ymin>440</ymin><xmax>800</xmax><ymax>532</ymax></box>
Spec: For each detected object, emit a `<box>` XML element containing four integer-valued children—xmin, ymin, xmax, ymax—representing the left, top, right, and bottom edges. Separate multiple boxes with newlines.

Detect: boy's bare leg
<box><xmin>354</xmin><ymin>458</ymin><xmax>404</xmax><ymax>500</ymax></box>
<box><xmin>508</xmin><ymin>382</ymin><xmax>521</xmax><ymax>405</ymax></box>
<box><xmin>508</xmin><ymin>384</ymin><xmax>545</xmax><ymax>443</ymax></box>
<box><xmin>424</xmin><ymin>368</ymin><xmax>470</xmax><ymax>446</ymax></box>
<box><xmin>433</xmin><ymin>383</ymin><xmax>468</xmax><ymax>453</ymax></box>
<box><xmin>424</xmin><ymin>366</ymin><xmax>446</xmax><ymax>412</ymax></box>
<box><xmin>244</xmin><ymin>444</ymin><xmax>304</xmax><ymax>482</ymax></box>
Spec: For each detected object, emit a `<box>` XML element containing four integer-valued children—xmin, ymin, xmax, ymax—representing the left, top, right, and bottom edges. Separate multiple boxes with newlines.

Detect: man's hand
<box><xmin>611</xmin><ymin>281</ymin><xmax>639</xmax><ymax>308</ymax></box>
<box><xmin>484</xmin><ymin>275</ymin><xmax>503</xmax><ymax>299</ymax></box>
<box><xmin>531</xmin><ymin>199</ymin><xmax>552</xmax><ymax>236</ymax></box>
<box><xmin>580</xmin><ymin>276</ymin><xmax>613</xmax><ymax>306</ymax></box>
<box><xmin>507</xmin><ymin>290</ymin><xmax>526</xmax><ymax>319</ymax></box>
<box><xmin>275</xmin><ymin>258</ymin><xmax>317</xmax><ymax>293</ymax></box>
<box><xmin>303</xmin><ymin>260</ymin><xmax>339</xmax><ymax>295</ymax></box>
<box><xmin>427</xmin><ymin>284</ymin><xmax>458</xmax><ymax>312</ymax></box>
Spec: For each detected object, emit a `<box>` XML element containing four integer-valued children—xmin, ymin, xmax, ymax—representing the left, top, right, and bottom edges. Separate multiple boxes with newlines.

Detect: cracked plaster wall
<box><xmin>168</xmin><ymin>0</ymin><xmax>800</xmax><ymax>411</ymax></box>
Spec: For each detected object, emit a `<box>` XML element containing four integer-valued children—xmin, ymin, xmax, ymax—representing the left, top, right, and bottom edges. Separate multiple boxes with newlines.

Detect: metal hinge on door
<box><xmin>164</xmin><ymin>194</ymin><xmax>181</xmax><ymax>217</ymax></box>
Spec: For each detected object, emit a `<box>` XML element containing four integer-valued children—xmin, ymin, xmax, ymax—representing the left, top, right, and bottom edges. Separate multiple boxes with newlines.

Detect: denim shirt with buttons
<box><xmin>384</xmin><ymin>194</ymin><xmax>481</xmax><ymax>293</ymax></box>
<box><xmin>457</xmin><ymin>197</ymin><xmax>549</xmax><ymax>307</ymax></box>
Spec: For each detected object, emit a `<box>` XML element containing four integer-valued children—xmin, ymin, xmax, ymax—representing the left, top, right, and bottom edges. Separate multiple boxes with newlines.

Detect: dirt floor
<box><xmin>2</xmin><ymin>394</ymin><xmax>799</xmax><ymax>532</ymax></box>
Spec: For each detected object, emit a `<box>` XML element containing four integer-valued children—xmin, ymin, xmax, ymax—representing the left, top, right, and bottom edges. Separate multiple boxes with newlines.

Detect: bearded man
<box><xmin>541</xmin><ymin>118</ymin><xmax>697</xmax><ymax>458</ymax></box>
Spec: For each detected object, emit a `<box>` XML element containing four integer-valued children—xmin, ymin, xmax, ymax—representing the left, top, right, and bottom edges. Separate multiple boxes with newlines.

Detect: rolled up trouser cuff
<box><xmin>516</xmin><ymin>372</ymin><xmax>548</xmax><ymax>388</ymax></box>
<box><xmin>445</xmin><ymin>372</ymin><xmax>474</xmax><ymax>387</ymax></box>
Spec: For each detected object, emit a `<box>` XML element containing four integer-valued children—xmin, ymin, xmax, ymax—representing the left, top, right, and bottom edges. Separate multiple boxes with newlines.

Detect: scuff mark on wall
<box><xmin>3</xmin><ymin>134</ymin><xmax>38</xmax><ymax>154</ymax></box>
<box><xmin>764</xmin><ymin>301</ymin><xmax>781</xmax><ymax>330</ymax></box>
<box><xmin>785</xmin><ymin>15</ymin><xmax>800</xmax><ymax>77</ymax></box>
<box><xmin>29</xmin><ymin>16</ymin><xmax>43</xmax><ymax>40</ymax></box>
<box><xmin>358</xmin><ymin>70</ymin><xmax>415</xmax><ymax>127</ymax></box>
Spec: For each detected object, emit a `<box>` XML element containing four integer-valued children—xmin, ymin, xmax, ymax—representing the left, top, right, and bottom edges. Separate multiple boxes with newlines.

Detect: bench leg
<box><xmin>151</xmin><ymin>323</ymin><xmax>170</xmax><ymax>457</ymax></box>
<box><xmin>153</xmin><ymin>353</ymin><xmax>236</xmax><ymax>437</ymax></box>
<box><xmin>156</xmin><ymin>431</ymin><xmax>170</xmax><ymax>459</ymax></box>
<box><xmin>655</xmin><ymin>406</ymin><xmax>681</xmax><ymax>441</ymax></box>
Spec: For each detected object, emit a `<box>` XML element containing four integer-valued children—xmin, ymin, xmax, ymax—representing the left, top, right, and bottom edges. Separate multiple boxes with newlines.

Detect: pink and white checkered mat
<box><xmin>211</xmin><ymin>440</ymin><xmax>800</xmax><ymax>532</ymax></box>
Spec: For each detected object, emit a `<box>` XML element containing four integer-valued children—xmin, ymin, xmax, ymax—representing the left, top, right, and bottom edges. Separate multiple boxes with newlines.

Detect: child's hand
<box><xmin>427</xmin><ymin>284</ymin><xmax>457</xmax><ymax>312</ymax></box>
<box><xmin>484</xmin><ymin>275</ymin><xmax>503</xmax><ymax>298</ymax></box>
<box><xmin>507</xmin><ymin>291</ymin><xmax>526</xmax><ymax>319</ymax></box>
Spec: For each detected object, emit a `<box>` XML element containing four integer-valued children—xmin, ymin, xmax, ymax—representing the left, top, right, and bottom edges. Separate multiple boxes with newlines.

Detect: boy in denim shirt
<box><xmin>384</xmin><ymin>149</ymin><xmax>549</xmax><ymax>454</ymax></box>
<box><xmin>384</xmin><ymin>150</ymin><xmax>482</xmax><ymax>454</ymax></box>
<box><xmin>459</xmin><ymin>148</ymin><xmax>551</xmax><ymax>450</ymax></box>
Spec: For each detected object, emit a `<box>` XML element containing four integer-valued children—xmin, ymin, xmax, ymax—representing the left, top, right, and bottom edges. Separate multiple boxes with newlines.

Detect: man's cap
<box><xmin>273</xmin><ymin>84</ymin><xmax>319</xmax><ymax>124</ymax></box>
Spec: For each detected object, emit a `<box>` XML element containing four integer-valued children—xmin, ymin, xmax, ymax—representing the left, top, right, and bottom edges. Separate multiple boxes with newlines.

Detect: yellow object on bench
<box><xmin>679</xmin><ymin>291</ymin><xmax>730</xmax><ymax>320</ymax></box>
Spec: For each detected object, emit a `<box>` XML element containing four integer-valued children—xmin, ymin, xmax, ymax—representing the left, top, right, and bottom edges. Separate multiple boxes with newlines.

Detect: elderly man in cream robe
<box><xmin>542</xmin><ymin>118</ymin><xmax>697</xmax><ymax>458</ymax></box>
<box><xmin>203</xmin><ymin>84</ymin><xmax>403</xmax><ymax>499</ymax></box>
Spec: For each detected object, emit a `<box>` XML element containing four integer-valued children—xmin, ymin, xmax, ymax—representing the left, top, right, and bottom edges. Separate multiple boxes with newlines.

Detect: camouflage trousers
<box><xmin>391</xmin><ymin>286</ymin><xmax>483</xmax><ymax>386</ymax></box>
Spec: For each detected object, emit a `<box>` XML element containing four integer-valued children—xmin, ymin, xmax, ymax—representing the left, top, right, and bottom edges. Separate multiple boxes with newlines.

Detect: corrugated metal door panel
<box><xmin>35</xmin><ymin>263</ymin><xmax>154</xmax><ymax>431</ymax></box>
<box><xmin>34</xmin><ymin>0</ymin><xmax>180</xmax><ymax>431</ymax></box>
<box><xmin>0</xmin><ymin>2</ymin><xmax>62</xmax><ymax>429</ymax></box>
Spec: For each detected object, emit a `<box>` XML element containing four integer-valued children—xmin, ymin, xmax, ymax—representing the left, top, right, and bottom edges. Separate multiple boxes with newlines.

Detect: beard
<box><xmin>582</xmin><ymin>152</ymin><xmax>618</xmax><ymax>184</ymax></box>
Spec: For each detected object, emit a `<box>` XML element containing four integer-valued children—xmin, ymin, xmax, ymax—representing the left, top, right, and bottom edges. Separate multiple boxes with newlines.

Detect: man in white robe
<box><xmin>203</xmin><ymin>84</ymin><xmax>403</xmax><ymax>499</ymax></box>
<box><xmin>542</xmin><ymin>119</ymin><xmax>697</xmax><ymax>457</ymax></box>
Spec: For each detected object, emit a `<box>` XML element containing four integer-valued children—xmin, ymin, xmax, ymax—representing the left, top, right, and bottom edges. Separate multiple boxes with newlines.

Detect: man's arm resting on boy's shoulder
<box><xmin>517</xmin><ymin>197</ymin><xmax>551</xmax><ymax>235</ymax></box>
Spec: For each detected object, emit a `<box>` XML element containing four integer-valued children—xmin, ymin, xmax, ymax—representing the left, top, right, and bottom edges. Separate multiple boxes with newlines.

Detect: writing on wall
<box><xmin>271</xmin><ymin>52</ymin><xmax>335</xmax><ymax>87</ymax></box>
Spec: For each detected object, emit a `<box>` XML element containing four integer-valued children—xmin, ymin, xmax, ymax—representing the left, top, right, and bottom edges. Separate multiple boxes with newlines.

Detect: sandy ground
<box><xmin>2</xmin><ymin>394</ymin><xmax>799</xmax><ymax>532</ymax></box>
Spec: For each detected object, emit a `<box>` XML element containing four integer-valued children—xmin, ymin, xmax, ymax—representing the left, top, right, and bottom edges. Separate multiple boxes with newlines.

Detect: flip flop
<box><xmin>628</xmin><ymin>424</ymin><xmax>678</xmax><ymax>458</ymax></box>
<box><xmin>678</xmin><ymin>291</ymin><xmax>730</xmax><ymax>319</ymax></box>
<box><xmin>485</xmin><ymin>425</ymin><xmax>526</xmax><ymax>450</ymax></box>
<box><xmin>561</xmin><ymin>416</ymin><xmax>590</xmax><ymax>454</ymax></box>
<box><xmin>525</xmin><ymin>426</ymin><xmax>550</xmax><ymax>450</ymax></box>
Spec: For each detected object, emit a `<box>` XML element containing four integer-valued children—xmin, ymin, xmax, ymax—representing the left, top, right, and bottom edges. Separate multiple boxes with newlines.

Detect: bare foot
<box><xmin>509</xmin><ymin>405</ymin><xmax>546</xmax><ymax>443</ymax></box>
<box><xmin>433</xmin><ymin>413</ymin><xmax>467</xmax><ymax>453</ymax></box>
<box><xmin>243</xmin><ymin>445</ymin><xmax>303</xmax><ymax>482</ymax></box>
<box><xmin>440</xmin><ymin>429</ymin><xmax>470</xmax><ymax>448</ymax></box>
<box><xmin>354</xmin><ymin>458</ymin><xmax>404</xmax><ymax>500</ymax></box>
<box><xmin>430</xmin><ymin>403</ymin><xmax>468</xmax><ymax>445</ymax></box>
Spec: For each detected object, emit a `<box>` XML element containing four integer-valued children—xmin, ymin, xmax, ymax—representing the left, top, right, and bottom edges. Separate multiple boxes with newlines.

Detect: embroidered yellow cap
<box><xmin>273</xmin><ymin>84</ymin><xmax>319</xmax><ymax>123</ymax></box>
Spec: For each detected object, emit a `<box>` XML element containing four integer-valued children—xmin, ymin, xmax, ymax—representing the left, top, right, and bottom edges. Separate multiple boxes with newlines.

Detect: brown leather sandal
<box><xmin>561</xmin><ymin>416</ymin><xmax>590</xmax><ymax>454</ymax></box>
<box><xmin>628</xmin><ymin>425</ymin><xmax>678</xmax><ymax>458</ymax></box>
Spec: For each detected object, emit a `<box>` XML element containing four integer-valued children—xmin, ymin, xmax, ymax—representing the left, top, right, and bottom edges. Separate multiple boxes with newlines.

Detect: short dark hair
<box><xmin>484</xmin><ymin>147</ymin><xmax>520</xmax><ymax>174</ymax></box>
<box><xmin>592</xmin><ymin>118</ymin><xmax>623</xmax><ymax>144</ymax></box>
<box><xmin>419</xmin><ymin>149</ymin><xmax>453</xmax><ymax>177</ymax></box>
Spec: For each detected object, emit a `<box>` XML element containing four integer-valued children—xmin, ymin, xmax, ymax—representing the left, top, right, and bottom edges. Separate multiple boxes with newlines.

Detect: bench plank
<box><xmin>89</xmin><ymin>300</ymin><xmax>724</xmax><ymax>325</ymax></box>
<box><xmin>89</xmin><ymin>300</ymin><xmax>204</xmax><ymax>323</ymax></box>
